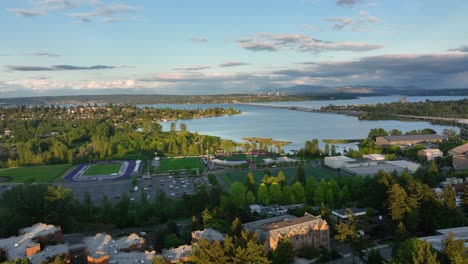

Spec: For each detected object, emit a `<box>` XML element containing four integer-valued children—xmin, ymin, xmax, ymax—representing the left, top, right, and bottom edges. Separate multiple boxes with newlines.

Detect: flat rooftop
<box><xmin>419</xmin><ymin>226</ymin><xmax>468</xmax><ymax>252</ymax></box>
<box><xmin>109</xmin><ymin>252</ymin><xmax>155</xmax><ymax>264</ymax></box>
<box><xmin>341</xmin><ymin>163</ymin><xmax>404</xmax><ymax>176</ymax></box>
<box><xmin>162</xmin><ymin>245</ymin><xmax>191</xmax><ymax>262</ymax></box>
<box><xmin>381</xmin><ymin>134</ymin><xmax>444</xmax><ymax>142</ymax></box>
<box><xmin>262</xmin><ymin>215</ymin><xmax>318</xmax><ymax>231</ymax></box>
<box><xmin>243</xmin><ymin>214</ymin><xmax>297</xmax><ymax>231</ymax></box>
<box><xmin>29</xmin><ymin>244</ymin><xmax>69</xmax><ymax>264</ymax></box>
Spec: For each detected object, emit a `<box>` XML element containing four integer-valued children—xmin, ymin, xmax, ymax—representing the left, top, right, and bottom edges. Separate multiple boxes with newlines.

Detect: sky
<box><xmin>1</xmin><ymin>0</ymin><xmax>468</xmax><ymax>97</ymax></box>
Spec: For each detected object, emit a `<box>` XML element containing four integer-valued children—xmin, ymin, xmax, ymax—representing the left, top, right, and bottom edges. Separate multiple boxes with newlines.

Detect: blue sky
<box><xmin>1</xmin><ymin>0</ymin><xmax>468</xmax><ymax>97</ymax></box>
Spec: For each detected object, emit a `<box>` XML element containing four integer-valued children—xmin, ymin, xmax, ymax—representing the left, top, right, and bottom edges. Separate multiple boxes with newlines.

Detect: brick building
<box><xmin>244</xmin><ymin>213</ymin><xmax>330</xmax><ymax>252</ymax></box>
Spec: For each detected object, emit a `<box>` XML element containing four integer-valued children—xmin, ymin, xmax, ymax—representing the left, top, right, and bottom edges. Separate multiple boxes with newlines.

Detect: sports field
<box><xmin>218</xmin><ymin>167</ymin><xmax>337</xmax><ymax>188</ymax></box>
<box><xmin>158</xmin><ymin>157</ymin><xmax>204</xmax><ymax>172</ymax></box>
<box><xmin>0</xmin><ymin>164</ymin><xmax>72</xmax><ymax>183</ymax></box>
<box><xmin>82</xmin><ymin>163</ymin><xmax>122</xmax><ymax>176</ymax></box>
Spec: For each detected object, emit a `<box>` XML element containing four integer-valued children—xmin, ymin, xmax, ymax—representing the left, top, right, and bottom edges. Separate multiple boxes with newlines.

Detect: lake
<box><xmin>141</xmin><ymin>95</ymin><xmax>466</xmax><ymax>153</ymax></box>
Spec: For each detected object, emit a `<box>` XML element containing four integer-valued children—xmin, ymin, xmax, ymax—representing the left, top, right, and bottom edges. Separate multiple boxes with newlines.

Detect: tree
<box><xmin>441</xmin><ymin>186</ymin><xmax>457</xmax><ymax>211</ymax></box>
<box><xmin>443</xmin><ymin>232</ymin><xmax>466</xmax><ymax>264</ymax></box>
<box><xmin>202</xmin><ymin>208</ymin><xmax>213</xmax><ymax>228</ymax></box>
<box><xmin>269</xmin><ymin>182</ymin><xmax>282</xmax><ymax>205</ymax></box>
<box><xmin>277</xmin><ymin>171</ymin><xmax>286</xmax><ymax>186</ymax></box>
<box><xmin>246</xmin><ymin>191</ymin><xmax>256</xmax><ymax>205</ymax></box>
<box><xmin>331</xmin><ymin>145</ymin><xmax>336</xmax><ymax>156</ymax></box>
<box><xmin>324</xmin><ymin>144</ymin><xmax>330</xmax><ymax>156</ymax></box>
<box><xmin>180</xmin><ymin>123</ymin><xmax>187</xmax><ymax>132</ymax></box>
<box><xmin>271</xmin><ymin>238</ymin><xmax>295</xmax><ymax>264</ymax></box>
<box><xmin>230</xmin><ymin>181</ymin><xmax>247</xmax><ymax>208</ymax></box>
<box><xmin>170</xmin><ymin>122</ymin><xmax>176</xmax><ymax>132</ymax></box>
<box><xmin>230</xmin><ymin>217</ymin><xmax>243</xmax><ymax>237</ymax></box>
<box><xmin>258</xmin><ymin>183</ymin><xmax>269</xmax><ymax>205</ymax></box>
<box><xmin>388</xmin><ymin>184</ymin><xmax>409</xmax><ymax>222</ymax></box>
<box><xmin>281</xmin><ymin>185</ymin><xmax>294</xmax><ymax>204</ymax></box>
<box><xmin>367</xmin><ymin>249</ymin><xmax>385</xmax><ymax>264</ymax></box>
<box><xmin>152</xmin><ymin>256</ymin><xmax>166</xmax><ymax>264</ymax></box>
<box><xmin>191</xmin><ymin>239</ymin><xmax>230</xmax><ymax>264</ymax></box>
<box><xmin>295</xmin><ymin>163</ymin><xmax>305</xmax><ymax>184</ymax></box>
<box><xmin>413</xmin><ymin>240</ymin><xmax>439</xmax><ymax>264</ymax></box>
<box><xmin>246</xmin><ymin>171</ymin><xmax>256</xmax><ymax>192</ymax></box>
<box><xmin>291</xmin><ymin>182</ymin><xmax>305</xmax><ymax>203</ymax></box>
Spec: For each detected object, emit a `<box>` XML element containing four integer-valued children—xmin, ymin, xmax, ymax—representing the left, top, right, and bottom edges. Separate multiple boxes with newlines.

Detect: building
<box><xmin>162</xmin><ymin>245</ymin><xmax>191</xmax><ymax>263</ymax></box>
<box><xmin>384</xmin><ymin>160</ymin><xmax>421</xmax><ymax>173</ymax></box>
<box><xmin>191</xmin><ymin>229</ymin><xmax>225</xmax><ymax>243</ymax></box>
<box><xmin>448</xmin><ymin>143</ymin><xmax>468</xmax><ymax>170</ymax></box>
<box><xmin>84</xmin><ymin>233</ymin><xmax>146</xmax><ymax>264</ymax></box>
<box><xmin>0</xmin><ymin>223</ymin><xmax>63</xmax><ymax>262</ymax></box>
<box><xmin>458</xmin><ymin>120</ymin><xmax>468</xmax><ymax>140</ymax></box>
<box><xmin>244</xmin><ymin>213</ymin><xmax>330</xmax><ymax>252</ymax></box>
<box><xmin>363</xmin><ymin>154</ymin><xmax>386</xmax><ymax>161</ymax></box>
<box><xmin>324</xmin><ymin>156</ymin><xmax>355</xmax><ymax>169</ymax></box>
<box><xmin>453</xmin><ymin>155</ymin><xmax>468</xmax><ymax>170</ymax></box>
<box><xmin>448</xmin><ymin>143</ymin><xmax>468</xmax><ymax>156</ymax></box>
<box><xmin>332</xmin><ymin>208</ymin><xmax>367</xmax><ymax>221</ymax></box>
<box><xmin>417</xmin><ymin>149</ymin><xmax>443</xmax><ymax>161</ymax></box>
<box><xmin>264</xmin><ymin>157</ymin><xmax>299</xmax><ymax>166</ymax></box>
<box><xmin>375</xmin><ymin>134</ymin><xmax>444</xmax><ymax>146</ymax></box>
<box><xmin>419</xmin><ymin>226</ymin><xmax>468</xmax><ymax>252</ymax></box>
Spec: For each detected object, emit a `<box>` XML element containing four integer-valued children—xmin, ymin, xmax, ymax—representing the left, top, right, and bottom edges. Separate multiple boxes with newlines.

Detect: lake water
<box><xmin>141</xmin><ymin>95</ymin><xmax>465</xmax><ymax>153</ymax></box>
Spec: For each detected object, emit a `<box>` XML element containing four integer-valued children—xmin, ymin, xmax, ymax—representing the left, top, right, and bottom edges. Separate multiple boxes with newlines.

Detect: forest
<box><xmin>0</xmin><ymin>104</ymin><xmax>240</xmax><ymax>167</ymax></box>
<box><xmin>321</xmin><ymin>99</ymin><xmax>468</xmax><ymax>122</ymax></box>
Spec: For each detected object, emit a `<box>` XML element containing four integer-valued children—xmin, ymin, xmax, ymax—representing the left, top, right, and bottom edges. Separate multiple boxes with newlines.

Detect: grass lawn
<box><xmin>158</xmin><ymin>157</ymin><xmax>204</xmax><ymax>172</ymax></box>
<box><xmin>218</xmin><ymin>166</ymin><xmax>338</xmax><ymax>189</ymax></box>
<box><xmin>83</xmin><ymin>163</ymin><xmax>122</xmax><ymax>176</ymax></box>
<box><xmin>0</xmin><ymin>164</ymin><xmax>72</xmax><ymax>183</ymax></box>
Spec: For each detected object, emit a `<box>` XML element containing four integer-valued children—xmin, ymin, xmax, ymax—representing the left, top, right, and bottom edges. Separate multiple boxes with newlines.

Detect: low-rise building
<box><xmin>84</xmin><ymin>232</ymin><xmax>145</xmax><ymax>264</ymax></box>
<box><xmin>162</xmin><ymin>245</ymin><xmax>191</xmax><ymax>263</ymax></box>
<box><xmin>375</xmin><ymin>134</ymin><xmax>444</xmax><ymax>146</ymax></box>
<box><xmin>363</xmin><ymin>154</ymin><xmax>386</xmax><ymax>161</ymax></box>
<box><xmin>453</xmin><ymin>155</ymin><xmax>468</xmax><ymax>170</ymax></box>
<box><xmin>0</xmin><ymin>223</ymin><xmax>63</xmax><ymax>262</ymax></box>
<box><xmin>448</xmin><ymin>143</ymin><xmax>468</xmax><ymax>156</ymax></box>
<box><xmin>324</xmin><ymin>156</ymin><xmax>355</xmax><ymax>169</ymax></box>
<box><xmin>244</xmin><ymin>213</ymin><xmax>330</xmax><ymax>252</ymax></box>
<box><xmin>332</xmin><ymin>208</ymin><xmax>367</xmax><ymax>221</ymax></box>
<box><xmin>417</xmin><ymin>149</ymin><xmax>443</xmax><ymax>161</ymax></box>
<box><xmin>419</xmin><ymin>226</ymin><xmax>468</xmax><ymax>252</ymax></box>
<box><xmin>192</xmin><ymin>229</ymin><xmax>225</xmax><ymax>243</ymax></box>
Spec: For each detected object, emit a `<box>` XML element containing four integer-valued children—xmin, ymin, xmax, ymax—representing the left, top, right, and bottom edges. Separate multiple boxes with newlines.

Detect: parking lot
<box><xmin>54</xmin><ymin>173</ymin><xmax>211</xmax><ymax>204</ymax></box>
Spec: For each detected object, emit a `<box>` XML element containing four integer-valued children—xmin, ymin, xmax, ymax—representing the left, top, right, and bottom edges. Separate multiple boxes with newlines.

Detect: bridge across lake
<box><xmin>236</xmin><ymin>103</ymin><xmax>468</xmax><ymax>123</ymax></box>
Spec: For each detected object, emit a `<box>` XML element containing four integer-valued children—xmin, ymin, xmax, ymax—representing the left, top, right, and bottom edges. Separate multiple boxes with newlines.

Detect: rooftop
<box><xmin>192</xmin><ymin>228</ymin><xmax>225</xmax><ymax>242</ymax></box>
<box><xmin>419</xmin><ymin>226</ymin><xmax>468</xmax><ymax>252</ymax></box>
<box><xmin>162</xmin><ymin>244</ymin><xmax>191</xmax><ymax>262</ymax></box>
<box><xmin>380</xmin><ymin>134</ymin><xmax>444</xmax><ymax>142</ymax></box>
<box><xmin>243</xmin><ymin>214</ymin><xmax>297</xmax><ymax>231</ymax></box>
<box><xmin>0</xmin><ymin>223</ymin><xmax>61</xmax><ymax>261</ymax></box>
<box><xmin>332</xmin><ymin>207</ymin><xmax>367</xmax><ymax>219</ymax></box>
<box><xmin>83</xmin><ymin>233</ymin><xmax>144</xmax><ymax>256</ymax></box>
<box><xmin>449</xmin><ymin>143</ymin><xmax>468</xmax><ymax>155</ymax></box>
<box><xmin>262</xmin><ymin>214</ymin><xmax>318</xmax><ymax>231</ymax></box>
<box><xmin>109</xmin><ymin>252</ymin><xmax>155</xmax><ymax>264</ymax></box>
<box><xmin>29</xmin><ymin>244</ymin><xmax>69</xmax><ymax>264</ymax></box>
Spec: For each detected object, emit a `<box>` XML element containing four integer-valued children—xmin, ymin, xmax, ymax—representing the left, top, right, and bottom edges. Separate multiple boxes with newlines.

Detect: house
<box><xmin>244</xmin><ymin>213</ymin><xmax>330</xmax><ymax>252</ymax></box>
<box><xmin>162</xmin><ymin>245</ymin><xmax>191</xmax><ymax>263</ymax></box>
<box><xmin>375</xmin><ymin>134</ymin><xmax>444</xmax><ymax>146</ymax></box>
<box><xmin>192</xmin><ymin>228</ymin><xmax>225</xmax><ymax>243</ymax></box>
<box><xmin>417</xmin><ymin>149</ymin><xmax>443</xmax><ymax>161</ymax></box>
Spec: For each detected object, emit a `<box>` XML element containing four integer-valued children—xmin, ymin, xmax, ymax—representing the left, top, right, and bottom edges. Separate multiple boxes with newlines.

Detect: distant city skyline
<box><xmin>1</xmin><ymin>0</ymin><xmax>468</xmax><ymax>97</ymax></box>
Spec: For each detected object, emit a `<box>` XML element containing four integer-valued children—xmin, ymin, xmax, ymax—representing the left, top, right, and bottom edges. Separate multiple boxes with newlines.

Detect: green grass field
<box><xmin>218</xmin><ymin>166</ymin><xmax>338</xmax><ymax>188</ymax></box>
<box><xmin>158</xmin><ymin>157</ymin><xmax>204</xmax><ymax>172</ymax></box>
<box><xmin>0</xmin><ymin>164</ymin><xmax>72</xmax><ymax>183</ymax></box>
<box><xmin>83</xmin><ymin>163</ymin><xmax>122</xmax><ymax>176</ymax></box>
